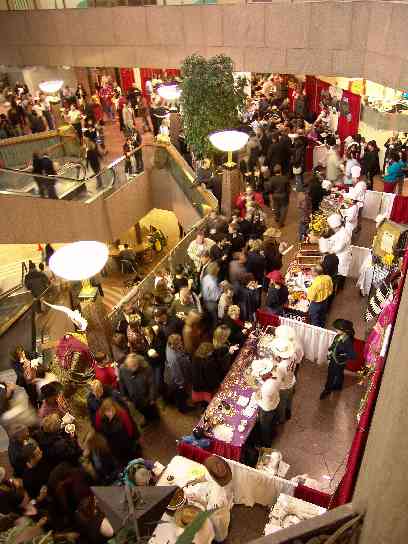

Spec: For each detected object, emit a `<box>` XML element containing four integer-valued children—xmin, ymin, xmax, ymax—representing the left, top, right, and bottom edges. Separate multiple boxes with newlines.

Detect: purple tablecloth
<box><xmin>195</xmin><ymin>337</ymin><xmax>260</xmax><ymax>461</ymax></box>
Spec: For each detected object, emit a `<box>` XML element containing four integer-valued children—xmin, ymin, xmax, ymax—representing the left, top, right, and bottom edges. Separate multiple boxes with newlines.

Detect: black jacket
<box><xmin>192</xmin><ymin>354</ymin><xmax>222</xmax><ymax>393</ymax></box>
<box><xmin>24</xmin><ymin>269</ymin><xmax>49</xmax><ymax>298</ymax></box>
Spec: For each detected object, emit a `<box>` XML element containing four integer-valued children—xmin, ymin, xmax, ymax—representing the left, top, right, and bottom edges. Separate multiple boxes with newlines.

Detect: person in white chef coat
<box><xmin>319</xmin><ymin>213</ymin><xmax>352</xmax><ymax>292</ymax></box>
<box><xmin>183</xmin><ymin>455</ymin><xmax>234</xmax><ymax>543</ymax></box>
<box><xmin>347</xmin><ymin>165</ymin><xmax>367</xmax><ymax>234</ymax></box>
<box><xmin>341</xmin><ymin>199</ymin><xmax>359</xmax><ymax>234</ymax></box>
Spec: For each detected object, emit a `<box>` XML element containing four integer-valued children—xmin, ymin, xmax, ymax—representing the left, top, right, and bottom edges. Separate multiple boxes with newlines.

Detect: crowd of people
<box><xmin>0</xmin><ymin>73</ymin><xmax>389</xmax><ymax>542</ymax></box>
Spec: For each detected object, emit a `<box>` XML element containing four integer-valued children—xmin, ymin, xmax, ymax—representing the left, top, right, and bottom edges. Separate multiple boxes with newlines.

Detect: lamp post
<box><xmin>49</xmin><ymin>241</ymin><xmax>108</xmax><ymax>299</ymax></box>
<box><xmin>209</xmin><ymin>130</ymin><xmax>249</xmax><ymax>217</ymax></box>
<box><xmin>157</xmin><ymin>84</ymin><xmax>182</xmax><ymax>146</ymax></box>
<box><xmin>49</xmin><ymin>241</ymin><xmax>111</xmax><ymax>354</ymax></box>
<box><xmin>38</xmin><ymin>79</ymin><xmax>64</xmax><ymax>128</ymax></box>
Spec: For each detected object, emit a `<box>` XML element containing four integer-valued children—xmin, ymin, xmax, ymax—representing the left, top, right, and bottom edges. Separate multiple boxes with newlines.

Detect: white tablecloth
<box><xmin>157</xmin><ymin>456</ymin><xmax>296</xmax><ymax>509</ymax></box>
<box><xmin>279</xmin><ymin>317</ymin><xmax>336</xmax><ymax>364</ymax></box>
<box><xmin>362</xmin><ymin>190</ymin><xmax>395</xmax><ymax>220</ymax></box>
<box><xmin>350</xmin><ymin>245</ymin><xmax>372</xmax><ymax>279</ymax></box>
<box><xmin>152</xmin><ymin>456</ymin><xmax>215</xmax><ymax>544</ymax></box>
<box><xmin>226</xmin><ymin>458</ymin><xmax>296</xmax><ymax>507</ymax></box>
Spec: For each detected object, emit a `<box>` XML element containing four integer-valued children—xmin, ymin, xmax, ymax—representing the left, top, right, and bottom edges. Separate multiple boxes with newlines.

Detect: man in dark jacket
<box><xmin>119</xmin><ymin>354</ymin><xmax>158</xmax><ymax>422</ymax></box>
<box><xmin>40</xmin><ymin>153</ymin><xmax>58</xmax><ymax>199</ymax></box>
<box><xmin>24</xmin><ymin>262</ymin><xmax>49</xmax><ymax>299</ymax></box>
<box><xmin>268</xmin><ymin>165</ymin><xmax>291</xmax><ymax>227</ymax></box>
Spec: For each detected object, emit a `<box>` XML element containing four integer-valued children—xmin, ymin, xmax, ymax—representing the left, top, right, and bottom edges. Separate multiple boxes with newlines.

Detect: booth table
<box><xmin>195</xmin><ymin>337</ymin><xmax>260</xmax><ymax>462</ymax></box>
<box><xmin>158</xmin><ymin>456</ymin><xmax>296</xmax><ymax>510</ymax></box>
<box><xmin>149</xmin><ymin>456</ymin><xmax>215</xmax><ymax>544</ymax></box>
<box><xmin>264</xmin><ymin>493</ymin><xmax>326</xmax><ymax>535</ymax></box>
<box><xmin>362</xmin><ymin>190</ymin><xmax>395</xmax><ymax>220</ymax></box>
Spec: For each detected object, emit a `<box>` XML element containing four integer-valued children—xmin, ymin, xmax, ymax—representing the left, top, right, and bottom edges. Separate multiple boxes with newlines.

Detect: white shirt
<box><xmin>275</xmin><ymin>360</ymin><xmax>296</xmax><ymax>390</ymax></box>
<box><xmin>323</xmin><ymin>227</ymin><xmax>352</xmax><ymax>277</ymax></box>
<box><xmin>185</xmin><ymin>478</ymin><xmax>234</xmax><ymax>542</ymax></box>
<box><xmin>348</xmin><ymin>181</ymin><xmax>367</xmax><ymax>206</ymax></box>
<box><xmin>342</xmin><ymin>203</ymin><xmax>359</xmax><ymax>232</ymax></box>
<box><xmin>67</xmin><ymin>109</ymin><xmax>81</xmax><ymax>124</ymax></box>
<box><xmin>187</xmin><ymin>239</ymin><xmax>215</xmax><ymax>270</ymax></box>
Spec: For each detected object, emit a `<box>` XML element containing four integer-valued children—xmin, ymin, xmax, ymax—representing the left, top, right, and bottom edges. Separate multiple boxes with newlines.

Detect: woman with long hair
<box><xmin>95</xmin><ymin>398</ymin><xmax>141</xmax><ymax>467</ymax></box>
<box><xmin>191</xmin><ymin>342</ymin><xmax>223</xmax><ymax>405</ymax></box>
<box><xmin>83</xmin><ymin>431</ymin><xmax>119</xmax><ymax>485</ymax></box>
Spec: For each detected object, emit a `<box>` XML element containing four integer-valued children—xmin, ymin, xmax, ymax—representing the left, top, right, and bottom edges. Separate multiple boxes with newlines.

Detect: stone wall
<box><xmin>0</xmin><ymin>1</ymin><xmax>407</xmax><ymax>89</ymax></box>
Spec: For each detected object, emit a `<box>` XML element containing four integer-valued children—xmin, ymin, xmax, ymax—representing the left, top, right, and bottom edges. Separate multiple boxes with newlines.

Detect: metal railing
<box><xmin>0</xmin><ymin>0</ymin><xmax>220</xmax><ymax>9</ymax></box>
<box><xmin>108</xmin><ymin>215</ymin><xmax>209</xmax><ymax>321</ymax></box>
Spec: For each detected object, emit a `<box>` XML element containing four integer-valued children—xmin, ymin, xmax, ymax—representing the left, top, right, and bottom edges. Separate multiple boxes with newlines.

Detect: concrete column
<box><xmin>169</xmin><ymin>112</ymin><xmax>182</xmax><ymax>149</ymax></box>
<box><xmin>352</xmin><ymin>279</ymin><xmax>408</xmax><ymax>543</ymax></box>
<box><xmin>134</xmin><ymin>222</ymin><xmax>142</xmax><ymax>244</ymax></box>
<box><xmin>221</xmin><ymin>167</ymin><xmax>242</xmax><ymax>219</ymax></box>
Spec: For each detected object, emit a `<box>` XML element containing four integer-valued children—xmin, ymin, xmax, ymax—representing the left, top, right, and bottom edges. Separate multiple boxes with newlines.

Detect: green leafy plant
<box><xmin>180</xmin><ymin>54</ymin><xmax>246</xmax><ymax>159</ymax></box>
<box><xmin>175</xmin><ymin>509</ymin><xmax>216</xmax><ymax>544</ymax></box>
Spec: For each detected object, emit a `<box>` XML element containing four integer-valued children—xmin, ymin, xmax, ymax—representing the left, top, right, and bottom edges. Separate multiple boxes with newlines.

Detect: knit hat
<box><xmin>257</xmin><ymin>379</ymin><xmax>280</xmax><ymax>411</ymax></box>
<box><xmin>327</xmin><ymin>214</ymin><xmax>342</xmax><ymax>229</ymax></box>
<box><xmin>267</xmin><ymin>270</ymin><xmax>285</xmax><ymax>284</ymax></box>
<box><xmin>270</xmin><ymin>338</ymin><xmax>295</xmax><ymax>359</ymax></box>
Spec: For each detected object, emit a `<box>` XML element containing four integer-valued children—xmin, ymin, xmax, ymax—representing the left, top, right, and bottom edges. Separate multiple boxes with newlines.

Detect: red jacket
<box><xmin>95</xmin><ymin>406</ymin><xmax>134</xmax><ymax>438</ymax></box>
<box><xmin>95</xmin><ymin>364</ymin><xmax>118</xmax><ymax>389</ymax></box>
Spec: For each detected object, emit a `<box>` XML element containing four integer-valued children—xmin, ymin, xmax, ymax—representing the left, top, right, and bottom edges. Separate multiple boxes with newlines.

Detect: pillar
<box><xmin>169</xmin><ymin>112</ymin><xmax>182</xmax><ymax>149</ymax></box>
<box><xmin>134</xmin><ymin>222</ymin><xmax>142</xmax><ymax>244</ymax></box>
<box><xmin>221</xmin><ymin>167</ymin><xmax>242</xmax><ymax>219</ymax></box>
<box><xmin>352</xmin><ymin>278</ymin><xmax>408</xmax><ymax>543</ymax></box>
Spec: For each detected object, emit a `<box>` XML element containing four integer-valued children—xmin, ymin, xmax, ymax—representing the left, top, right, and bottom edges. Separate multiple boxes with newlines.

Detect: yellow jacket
<box><xmin>307</xmin><ymin>275</ymin><xmax>333</xmax><ymax>302</ymax></box>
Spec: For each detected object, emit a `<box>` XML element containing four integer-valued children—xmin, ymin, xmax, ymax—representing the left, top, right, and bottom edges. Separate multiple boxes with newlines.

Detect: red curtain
<box><xmin>119</xmin><ymin>68</ymin><xmax>135</xmax><ymax>93</ymax></box>
<box><xmin>295</xmin><ymin>485</ymin><xmax>331</xmax><ymax>509</ymax></box>
<box><xmin>139</xmin><ymin>68</ymin><xmax>181</xmax><ymax>96</ymax></box>
<box><xmin>304</xmin><ymin>75</ymin><xmax>330</xmax><ymax>116</ymax></box>
<box><xmin>332</xmin><ymin>247</ymin><xmax>408</xmax><ymax>507</ymax></box>
<box><xmin>390</xmin><ymin>196</ymin><xmax>408</xmax><ymax>224</ymax></box>
<box><xmin>331</xmin><ymin>354</ymin><xmax>386</xmax><ymax>506</ymax></box>
<box><xmin>337</xmin><ymin>90</ymin><xmax>361</xmax><ymax>141</ymax></box>
<box><xmin>346</xmin><ymin>338</ymin><xmax>366</xmax><ymax>372</ymax></box>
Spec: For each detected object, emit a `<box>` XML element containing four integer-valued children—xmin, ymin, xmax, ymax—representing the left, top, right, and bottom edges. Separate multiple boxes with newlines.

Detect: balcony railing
<box><xmin>0</xmin><ymin>0</ymin><xmax>219</xmax><ymax>9</ymax></box>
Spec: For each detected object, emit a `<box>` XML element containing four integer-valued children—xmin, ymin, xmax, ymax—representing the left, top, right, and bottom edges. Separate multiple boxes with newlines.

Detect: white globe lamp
<box><xmin>209</xmin><ymin>130</ymin><xmax>249</xmax><ymax>168</ymax></box>
<box><xmin>49</xmin><ymin>241</ymin><xmax>108</xmax><ymax>296</ymax></box>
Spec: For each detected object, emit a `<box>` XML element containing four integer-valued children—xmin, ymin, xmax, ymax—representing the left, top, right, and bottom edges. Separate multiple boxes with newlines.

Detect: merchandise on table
<box><xmin>256</xmin><ymin>449</ymin><xmax>290</xmax><ymax>478</ymax></box>
<box><xmin>264</xmin><ymin>493</ymin><xmax>326</xmax><ymax>535</ymax></box>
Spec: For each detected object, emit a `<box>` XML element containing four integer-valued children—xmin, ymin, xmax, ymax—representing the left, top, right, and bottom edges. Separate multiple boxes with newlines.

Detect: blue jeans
<box><xmin>309</xmin><ymin>299</ymin><xmax>329</xmax><ymax>328</ymax></box>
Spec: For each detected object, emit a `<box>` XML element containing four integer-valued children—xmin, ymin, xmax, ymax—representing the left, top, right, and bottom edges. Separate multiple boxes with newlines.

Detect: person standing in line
<box><xmin>31</xmin><ymin>151</ymin><xmax>46</xmax><ymax>198</ymax></box>
<box><xmin>320</xmin><ymin>319</ymin><xmax>356</xmax><ymax>399</ymax></box>
<box><xmin>307</xmin><ymin>265</ymin><xmax>333</xmax><ymax>328</ymax></box>
<box><xmin>40</xmin><ymin>152</ymin><xmax>58</xmax><ymax>199</ymax></box>
<box><xmin>268</xmin><ymin>164</ymin><xmax>291</xmax><ymax>228</ymax></box>
<box><xmin>85</xmin><ymin>139</ymin><xmax>103</xmax><ymax>189</ymax></box>
<box><xmin>361</xmin><ymin>140</ymin><xmax>380</xmax><ymax>190</ymax></box>
<box><xmin>65</xmin><ymin>103</ymin><xmax>83</xmax><ymax>142</ymax></box>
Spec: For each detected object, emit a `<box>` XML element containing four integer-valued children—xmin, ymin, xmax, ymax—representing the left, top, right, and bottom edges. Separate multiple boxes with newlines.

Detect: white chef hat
<box><xmin>327</xmin><ymin>213</ymin><xmax>342</xmax><ymax>229</ymax></box>
<box><xmin>351</xmin><ymin>165</ymin><xmax>361</xmax><ymax>179</ymax></box>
